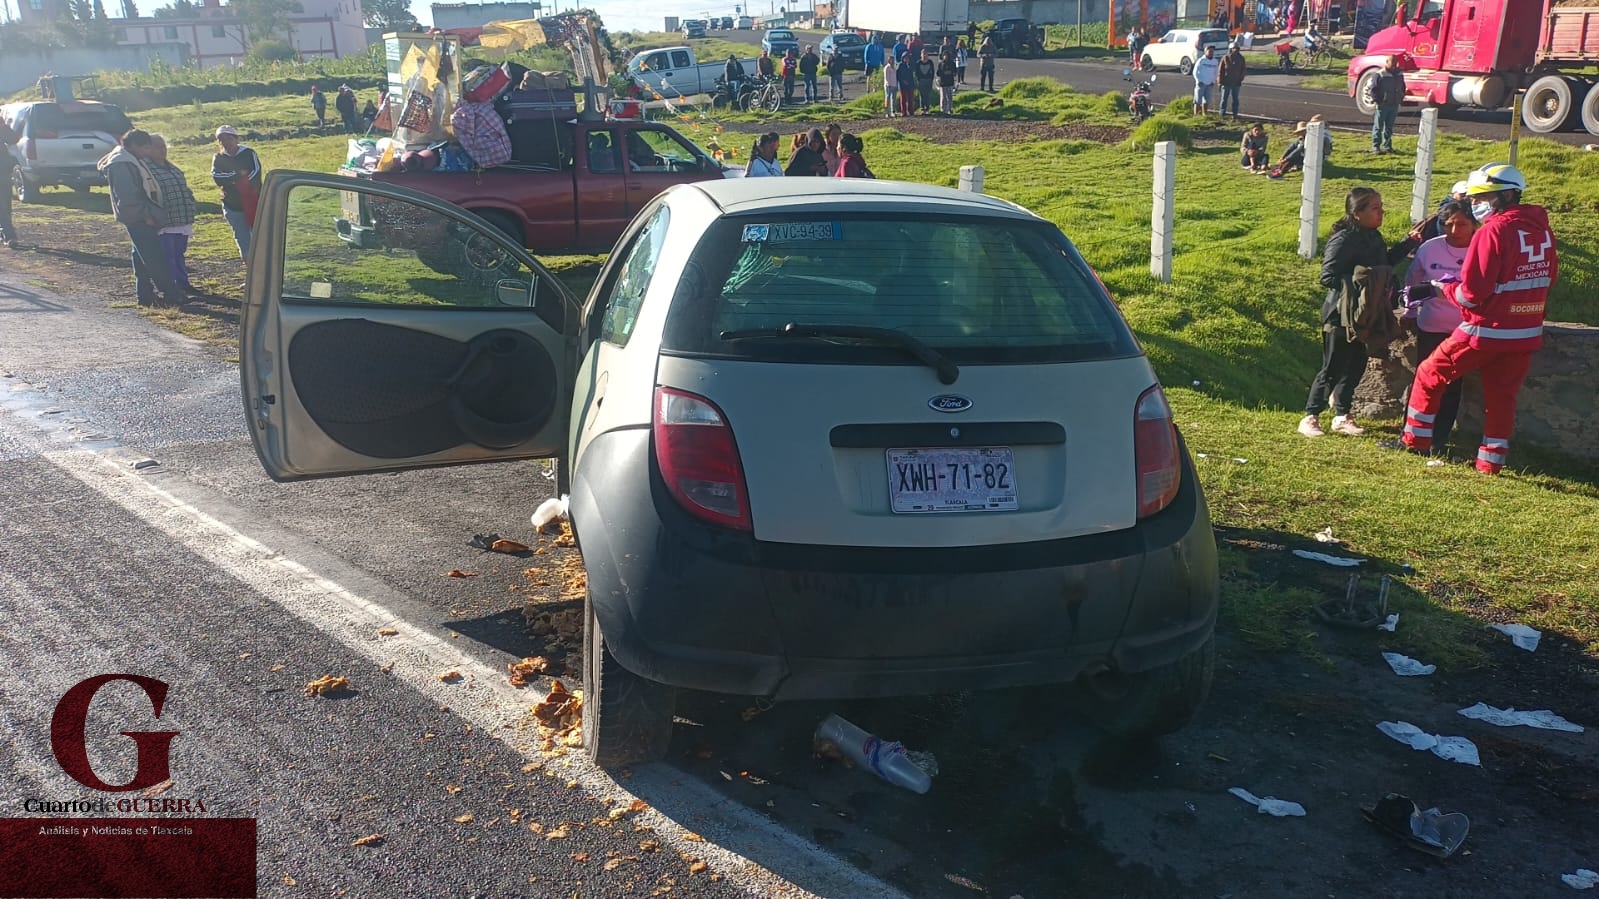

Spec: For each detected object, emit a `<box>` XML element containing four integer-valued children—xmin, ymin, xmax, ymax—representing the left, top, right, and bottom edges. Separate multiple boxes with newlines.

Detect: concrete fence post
<box><xmin>1151</xmin><ymin>141</ymin><xmax>1175</xmax><ymax>283</ymax></box>
<box><xmin>1411</xmin><ymin>107</ymin><xmax>1439</xmax><ymax>225</ymax></box>
<box><xmin>958</xmin><ymin>165</ymin><xmax>985</xmax><ymax>193</ymax></box>
<box><xmin>1298</xmin><ymin>121</ymin><xmax>1327</xmax><ymax>261</ymax></box>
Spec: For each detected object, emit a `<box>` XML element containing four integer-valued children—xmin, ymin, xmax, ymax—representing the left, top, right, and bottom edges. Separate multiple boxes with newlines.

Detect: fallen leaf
<box><xmin>639</xmin><ymin>839</ymin><xmax>661</xmax><ymax>852</ymax></box>
<box><xmin>376</xmin><ymin>628</ymin><xmax>399</xmax><ymax>636</ymax></box>
<box><xmin>531</xmin><ymin>679</ymin><xmax>583</xmax><ymax>729</ymax></box>
<box><xmin>269</xmin><ymin>664</ymin><xmax>286</xmax><ymax>672</ymax></box>
<box><xmin>304</xmin><ymin>675</ymin><xmax>349</xmax><ymax>696</ymax></box>
<box><xmin>282</xmin><ymin>875</ymin><xmax>297</xmax><ymax>886</ymax></box>
<box><xmin>454</xmin><ymin>814</ymin><xmax>474</xmax><ymax>824</ymax></box>
<box><xmin>351</xmin><ymin>834</ymin><xmax>384</xmax><ymax>847</ymax></box>
<box><xmin>446</xmin><ymin>570</ymin><xmax>479</xmax><ymax>578</ymax></box>
<box><xmin>945</xmin><ymin>873</ymin><xmax>987</xmax><ymax>892</ymax></box>
<box><xmin>141</xmin><ymin>779</ymin><xmax>174</xmax><ymax>798</ymax></box>
<box><xmin>445</xmin><ymin>784</ymin><xmax>462</xmax><ymax>795</ymax></box>
<box><xmin>527</xmin><ymin>821</ymin><xmax>544</xmax><ymax>834</ymax></box>
<box><xmin>545</xmin><ymin>826</ymin><xmax>569</xmax><ymax>839</ymax></box>
<box><xmin>683</xmin><ymin>832</ymin><xmax>704</xmax><ymax>843</ymax></box>
<box><xmin>508</xmin><ymin>808</ymin><xmax>522</xmax><ymax>821</ymax></box>
<box><xmin>604</xmin><ymin>856</ymin><xmax>635</xmax><ymax>871</ymax></box>
<box><xmin>628</xmin><ymin>799</ymin><xmax>648</xmax><ymax>814</ymax></box>
<box><xmin>521</xmin><ymin>761</ymin><xmax>543</xmax><ymax>773</ymax></box>
<box><xmin>438</xmin><ymin>671</ymin><xmax>463</xmax><ymax>683</ymax></box>
<box><xmin>571</xmin><ymin>851</ymin><xmax>590</xmax><ymax>862</ymax></box>
<box><xmin>491</xmin><ymin>538</ymin><xmax>531</xmax><ymax>553</ymax></box>
<box><xmin>689</xmin><ymin>860</ymin><xmax>708</xmax><ymax>874</ymax></box>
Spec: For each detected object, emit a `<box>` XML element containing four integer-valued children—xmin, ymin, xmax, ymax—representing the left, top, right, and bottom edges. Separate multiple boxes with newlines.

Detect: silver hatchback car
<box><xmin>242</xmin><ymin>173</ymin><xmax>1219</xmax><ymax>767</ymax></box>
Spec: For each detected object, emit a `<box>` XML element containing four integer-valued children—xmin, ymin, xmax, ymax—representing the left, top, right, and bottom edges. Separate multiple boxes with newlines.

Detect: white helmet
<box><xmin>1465</xmin><ymin>162</ymin><xmax>1527</xmax><ymax>196</ymax></box>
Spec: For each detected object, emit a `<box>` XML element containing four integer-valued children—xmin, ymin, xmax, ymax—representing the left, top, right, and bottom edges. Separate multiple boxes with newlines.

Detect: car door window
<box><xmin>628</xmin><ymin>129</ymin><xmax>703</xmax><ymax>172</ymax></box>
<box><xmin>671</xmin><ymin>50</ymin><xmax>693</xmax><ymax>68</ymax></box>
<box><xmin>645</xmin><ymin>52</ymin><xmax>669</xmax><ymax>71</ymax></box>
<box><xmin>599</xmin><ymin>206</ymin><xmax>670</xmax><ymax>347</ymax></box>
<box><xmin>587</xmin><ymin>130</ymin><xmax>621</xmax><ymax>174</ymax></box>
<box><xmin>285</xmin><ymin>183</ymin><xmax>540</xmax><ymax>311</ymax></box>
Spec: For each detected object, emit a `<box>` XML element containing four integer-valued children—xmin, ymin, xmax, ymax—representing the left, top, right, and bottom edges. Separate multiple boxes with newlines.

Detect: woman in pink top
<box><xmin>1404</xmin><ymin>199</ymin><xmax>1476</xmax><ymax>455</ymax></box>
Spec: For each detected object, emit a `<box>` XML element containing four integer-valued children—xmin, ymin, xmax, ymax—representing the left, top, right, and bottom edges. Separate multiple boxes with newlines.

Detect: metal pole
<box><xmin>1298</xmin><ymin>120</ymin><xmax>1326</xmax><ymax>260</ymax></box>
<box><xmin>1410</xmin><ymin>106</ymin><xmax>1438</xmax><ymax>225</ymax></box>
<box><xmin>1077</xmin><ymin>0</ymin><xmax>1083</xmax><ymax>46</ymax></box>
<box><xmin>1151</xmin><ymin>140</ymin><xmax>1175</xmax><ymax>282</ymax></box>
<box><xmin>1508</xmin><ymin>90</ymin><xmax>1523</xmax><ymax>165</ymax></box>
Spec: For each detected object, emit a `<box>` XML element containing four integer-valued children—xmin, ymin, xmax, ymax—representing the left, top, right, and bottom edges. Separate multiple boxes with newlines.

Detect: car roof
<box><xmin>681</xmin><ymin>178</ymin><xmax>1043</xmax><ymax>223</ymax></box>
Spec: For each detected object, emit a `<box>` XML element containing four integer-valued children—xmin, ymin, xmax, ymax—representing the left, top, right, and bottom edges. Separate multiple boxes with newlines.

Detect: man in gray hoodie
<box><xmin>98</xmin><ymin>129</ymin><xmax>183</xmax><ymax>307</ymax></box>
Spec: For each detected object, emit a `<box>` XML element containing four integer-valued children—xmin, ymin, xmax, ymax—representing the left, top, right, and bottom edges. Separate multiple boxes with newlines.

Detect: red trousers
<box><xmin>899</xmin><ymin>87</ymin><xmax>916</xmax><ymax>116</ymax></box>
<box><xmin>1401</xmin><ymin>331</ymin><xmax>1533</xmax><ymax>473</ymax></box>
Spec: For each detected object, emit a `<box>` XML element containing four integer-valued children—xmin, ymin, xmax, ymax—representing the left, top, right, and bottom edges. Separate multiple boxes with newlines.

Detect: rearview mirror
<box><xmin>497</xmin><ymin>278</ymin><xmax>533</xmax><ymax>307</ymax></box>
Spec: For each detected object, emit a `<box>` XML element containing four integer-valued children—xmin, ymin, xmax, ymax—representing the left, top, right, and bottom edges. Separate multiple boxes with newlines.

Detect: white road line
<box><xmin>0</xmin><ymin>391</ymin><xmax>906</xmax><ymax>899</ymax></box>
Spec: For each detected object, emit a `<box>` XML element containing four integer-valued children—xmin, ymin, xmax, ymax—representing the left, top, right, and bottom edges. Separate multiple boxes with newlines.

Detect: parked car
<box><xmin>718</xmin><ymin>15</ymin><xmax>734</xmax><ymax>29</ymax></box>
<box><xmin>989</xmin><ymin>17</ymin><xmax>1040</xmax><ymax>56</ymax></box>
<box><xmin>1</xmin><ymin>99</ymin><xmax>131</xmax><ymax>202</ymax></box>
<box><xmin>819</xmin><ymin>30</ymin><xmax>867</xmax><ymax>68</ymax></box>
<box><xmin>240</xmin><ymin>175</ymin><xmax>1220</xmax><ymax>768</ymax></box>
<box><xmin>627</xmin><ymin>45</ymin><xmax>761</xmax><ymax>98</ymax></box>
<box><xmin>761</xmin><ymin>27</ymin><xmax>800</xmax><ymax>56</ymax></box>
<box><xmin>1138</xmin><ymin>27</ymin><xmax>1231</xmax><ymax>74</ymax></box>
<box><xmin>682</xmin><ymin>19</ymin><xmax>707</xmax><ymax>38</ymax></box>
<box><xmin>736</xmin><ymin>15</ymin><xmax>753</xmax><ymax>28</ymax></box>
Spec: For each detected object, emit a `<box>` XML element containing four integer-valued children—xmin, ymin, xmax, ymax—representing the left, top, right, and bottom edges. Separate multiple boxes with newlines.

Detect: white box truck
<box><xmin>843</xmin><ymin>0</ymin><xmax>970</xmax><ymax>38</ymax></box>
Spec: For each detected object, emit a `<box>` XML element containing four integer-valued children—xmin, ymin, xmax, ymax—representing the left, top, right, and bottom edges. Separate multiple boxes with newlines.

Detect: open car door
<box><xmin>241</xmin><ymin>170</ymin><xmax>579</xmax><ymax>482</ymax></box>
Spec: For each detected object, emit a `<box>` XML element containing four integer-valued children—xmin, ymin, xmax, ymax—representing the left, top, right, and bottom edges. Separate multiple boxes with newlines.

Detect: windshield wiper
<box><xmin>719</xmin><ymin>322</ymin><xmax>959</xmax><ymax>384</ymax></box>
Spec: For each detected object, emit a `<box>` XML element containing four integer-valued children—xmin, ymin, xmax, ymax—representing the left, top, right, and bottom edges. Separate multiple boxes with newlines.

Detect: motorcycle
<box><xmin>1123</xmin><ymin>69</ymin><xmax>1156</xmax><ymax>123</ymax></box>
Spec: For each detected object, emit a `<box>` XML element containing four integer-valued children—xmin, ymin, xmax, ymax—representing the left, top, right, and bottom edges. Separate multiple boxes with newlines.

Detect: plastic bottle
<box><xmin>814</xmin><ymin>714</ymin><xmax>932</xmax><ymax>794</ymax></box>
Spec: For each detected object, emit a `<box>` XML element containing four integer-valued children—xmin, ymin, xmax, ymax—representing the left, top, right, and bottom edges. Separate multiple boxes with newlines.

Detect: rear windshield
<box><xmin>661</xmin><ymin>214</ymin><xmax>1139</xmax><ymax>365</ymax></box>
<box><xmin>832</xmin><ymin>34</ymin><xmax>863</xmax><ymax>45</ymax></box>
<box><xmin>1200</xmin><ymin>30</ymin><xmax>1228</xmax><ymax>44</ymax></box>
<box><xmin>26</xmin><ymin>104</ymin><xmax>131</xmax><ymax>136</ymax></box>
<box><xmin>770</xmin><ymin>30</ymin><xmax>794</xmax><ymax>39</ymax></box>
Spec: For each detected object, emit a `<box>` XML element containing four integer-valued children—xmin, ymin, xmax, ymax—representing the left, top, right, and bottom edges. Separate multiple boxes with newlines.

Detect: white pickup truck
<box><xmin>627</xmin><ymin>46</ymin><xmax>759</xmax><ymax>99</ymax></box>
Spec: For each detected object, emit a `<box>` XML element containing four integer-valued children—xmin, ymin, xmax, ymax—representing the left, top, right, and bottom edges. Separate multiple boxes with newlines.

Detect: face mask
<box><xmin>1472</xmin><ymin>200</ymin><xmax>1494</xmax><ymax>222</ymax></box>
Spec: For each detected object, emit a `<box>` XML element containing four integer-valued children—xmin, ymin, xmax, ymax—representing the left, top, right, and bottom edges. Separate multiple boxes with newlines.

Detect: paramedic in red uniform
<box><xmin>1397</xmin><ymin>163</ymin><xmax>1557</xmax><ymax>473</ymax></box>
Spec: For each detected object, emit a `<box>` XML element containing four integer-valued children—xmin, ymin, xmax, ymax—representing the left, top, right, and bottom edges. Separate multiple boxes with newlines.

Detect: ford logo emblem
<box><xmin>928</xmin><ymin>394</ymin><xmax>973</xmax><ymax>413</ymax></box>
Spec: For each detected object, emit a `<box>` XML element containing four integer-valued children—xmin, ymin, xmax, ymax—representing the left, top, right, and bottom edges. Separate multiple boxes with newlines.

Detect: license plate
<box><xmin>886</xmin><ymin>447</ymin><xmax>1018</xmax><ymax>514</ymax></box>
<box><xmin>340</xmin><ymin>189</ymin><xmax>362</xmax><ymax>223</ymax></box>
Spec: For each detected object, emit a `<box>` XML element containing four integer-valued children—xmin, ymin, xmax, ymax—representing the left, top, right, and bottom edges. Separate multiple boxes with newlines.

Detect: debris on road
<box><xmin>491</xmin><ymin>537</ymin><xmax>531</xmax><ymax>554</ymax></box>
<box><xmin>351</xmin><ymin>833</ymin><xmax>385</xmax><ymax>847</ymax></box>
<box><xmin>1376</xmin><ymin>721</ymin><xmax>1481</xmax><ymax>766</ymax></box>
<box><xmin>1563</xmin><ymin>869</ymin><xmax>1599</xmax><ymax>890</ymax></box>
<box><xmin>1314</xmin><ymin>527</ymin><xmax>1338</xmax><ymax>544</ymax></box>
<box><xmin>1382</xmin><ymin>651</ymin><xmax>1436</xmax><ymax>677</ymax></box>
<box><xmin>438</xmin><ymin>670</ymin><xmax>463</xmax><ymax>683</ymax></box>
<box><xmin>1228</xmin><ymin>787</ymin><xmax>1307</xmax><ymax>817</ymax></box>
<box><xmin>1361</xmin><ymin>793</ymin><xmax>1469</xmax><ymax>858</ymax></box>
<box><xmin>1294</xmin><ymin>549</ymin><xmax>1366</xmax><ymax>567</ymax></box>
<box><xmin>531</xmin><ymin>495</ymin><xmax>569</xmax><ymax>532</ymax></box>
<box><xmin>507</xmin><ymin>655</ymin><xmax>549</xmax><ymax>687</ymax></box>
<box><xmin>132</xmin><ymin>458</ymin><xmax>159</xmax><ymax>470</ymax></box>
<box><xmin>467</xmin><ymin>533</ymin><xmax>501</xmax><ymax>550</ymax></box>
<box><xmin>531</xmin><ymin>679</ymin><xmax>584</xmax><ymax>754</ymax></box>
<box><xmin>1489</xmin><ymin>622</ymin><xmax>1541</xmax><ymax>652</ymax></box>
<box><xmin>304</xmin><ymin>675</ymin><xmax>349</xmax><ymax>696</ymax></box>
<box><xmin>376</xmin><ymin>628</ymin><xmax>398</xmax><ymax>636</ymax></box>
<box><xmin>1457</xmin><ymin>702</ymin><xmax>1584</xmax><ymax>733</ymax></box>
<box><xmin>814</xmin><ymin>714</ymin><xmax>933</xmax><ymax>794</ymax></box>
<box><xmin>446</xmin><ymin>569</ymin><xmax>479</xmax><ymax>578</ymax></box>
<box><xmin>943</xmin><ymin>873</ymin><xmax>987</xmax><ymax>892</ymax></box>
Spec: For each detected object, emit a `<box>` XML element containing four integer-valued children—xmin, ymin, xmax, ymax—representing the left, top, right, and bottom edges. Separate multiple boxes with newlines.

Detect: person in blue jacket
<box><xmin>864</xmin><ymin>33</ymin><xmax>885</xmax><ymax>78</ymax></box>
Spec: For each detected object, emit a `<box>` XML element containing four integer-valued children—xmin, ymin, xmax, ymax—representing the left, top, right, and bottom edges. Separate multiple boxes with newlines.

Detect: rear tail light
<box><xmin>1134</xmin><ymin>384</ymin><xmax>1181</xmax><ymax>518</ymax></box>
<box><xmin>22</xmin><ymin>138</ymin><xmax>37</xmax><ymax>160</ymax></box>
<box><xmin>653</xmin><ymin>387</ymin><xmax>752</xmax><ymax>531</ymax></box>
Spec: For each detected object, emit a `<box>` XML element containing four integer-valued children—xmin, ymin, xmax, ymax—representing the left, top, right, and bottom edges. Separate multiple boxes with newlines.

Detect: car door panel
<box><xmin>242</xmin><ymin>170</ymin><xmax>579</xmax><ymax>482</ymax></box>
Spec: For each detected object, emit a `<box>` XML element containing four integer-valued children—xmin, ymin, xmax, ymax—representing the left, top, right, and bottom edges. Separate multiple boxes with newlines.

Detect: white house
<box><xmin>116</xmin><ymin>0</ymin><xmax>368</xmax><ymax>68</ymax></box>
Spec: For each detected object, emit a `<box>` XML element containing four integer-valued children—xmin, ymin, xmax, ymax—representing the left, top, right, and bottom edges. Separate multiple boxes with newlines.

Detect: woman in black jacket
<box><xmin>1299</xmin><ymin>187</ymin><xmax>1412</xmax><ymax>437</ymax></box>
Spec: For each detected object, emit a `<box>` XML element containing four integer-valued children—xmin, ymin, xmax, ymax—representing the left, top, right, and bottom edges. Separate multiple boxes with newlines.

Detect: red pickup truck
<box><xmin>338</xmin><ymin>118</ymin><xmax>731</xmax><ymax>268</ymax></box>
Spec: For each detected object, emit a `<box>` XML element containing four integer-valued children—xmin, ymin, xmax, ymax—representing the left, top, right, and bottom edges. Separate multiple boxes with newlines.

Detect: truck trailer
<box><xmin>1348</xmin><ymin>0</ymin><xmax>1599</xmax><ymax>135</ymax></box>
<box><xmin>843</xmin><ymin>0</ymin><xmax>970</xmax><ymax>38</ymax></box>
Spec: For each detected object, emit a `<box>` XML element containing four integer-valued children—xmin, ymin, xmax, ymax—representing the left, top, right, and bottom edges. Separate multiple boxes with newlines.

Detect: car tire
<box><xmin>1140</xmin><ymin>54</ymin><xmax>1155</xmax><ymax>72</ymax></box>
<box><xmin>1522</xmin><ymin>74</ymin><xmax>1577</xmax><ymax>134</ymax></box>
<box><xmin>1077</xmin><ymin>634</ymin><xmax>1215</xmax><ymax>740</ymax></box>
<box><xmin>1353</xmin><ymin>67</ymin><xmax>1382</xmax><ymax>118</ymax></box>
<box><xmin>1179</xmin><ymin>57</ymin><xmax>1194</xmax><ymax>76</ymax></box>
<box><xmin>12</xmin><ymin>168</ymin><xmax>39</xmax><ymax>203</ymax></box>
<box><xmin>1581</xmin><ymin>82</ymin><xmax>1599</xmax><ymax>137</ymax></box>
<box><xmin>447</xmin><ymin>210</ymin><xmax>523</xmax><ymax>284</ymax></box>
<box><xmin>582</xmin><ymin>593</ymin><xmax>677</xmax><ymax>769</ymax></box>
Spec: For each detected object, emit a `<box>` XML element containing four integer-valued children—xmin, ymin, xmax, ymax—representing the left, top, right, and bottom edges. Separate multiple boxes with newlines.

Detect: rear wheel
<box><xmin>1077</xmin><ymin>634</ymin><xmax>1215</xmax><ymax>739</ymax></box>
<box><xmin>764</xmin><ymin>84</ymin><xmax>783</xmax><ymax>112</ymax></box>
<box><xmin>1140</xmin><ymin>54</ymin><xmax>1155</xmax><ymax>72</ymax></box>
<box><xmin>12</xmin><ymin>168</ymin><xmax>39</xmax><ymax>203</ymax></box>
<box><xmin>449</xmin><ymin>210</ymin><xmax>523</xmax><ymax>285</ymax></box>
<box><xmin>582</xmin><ymin>594</ymin><xmax>677</xmax><ymax>768</ymax></box>
<box><xmin>1578</xmin><ymin>80</ymin><xmax>1599</xmax><ymax>136</ymax></box>
<box><xmin>1179</xmin><ymin>56</ymin><xmax>1194</xmax><ymax>76</ymax></box>
<box><xmin>1522</xmin><ymin>74</ymin><xmax>1576</xmax><ymax>133</ymax></box>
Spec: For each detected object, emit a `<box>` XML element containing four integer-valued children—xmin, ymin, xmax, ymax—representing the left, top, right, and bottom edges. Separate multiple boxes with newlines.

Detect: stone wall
<box><xmin>1353</xmin><ymin>322</ymin><xmax>1599</xmax><ymax>462</ymax></box>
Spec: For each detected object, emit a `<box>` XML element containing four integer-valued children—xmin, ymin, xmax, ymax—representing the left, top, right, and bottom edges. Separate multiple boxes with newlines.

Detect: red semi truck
<box><xmin>1348</xmin><ymin>0</ymin><xmax>1599</xmax><ymax>136</ymax></box>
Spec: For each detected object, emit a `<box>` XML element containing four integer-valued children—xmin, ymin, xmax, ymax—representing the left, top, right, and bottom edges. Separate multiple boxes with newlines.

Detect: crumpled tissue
<box><xmin>1457</xmin><ymin>702</ymin><xmax>1584</xmax><ymax>733</ymax></box>
<box><xmin>1378</xmin><ymin>613</ymin><xmax>1400</xmax><ymax>632</ymax></box>
<box><xmin>1382</xmin><ymin>652</ymin><xmax>1436</xmax><ymax>676</ymax></box>
<box><xmin>1377</xmin><ymin>721</ymin><xmax>1481</xmax><ymax>766</ymax></box>
<box><xmin>1228</xmin><ymin>787</ymin><xmax>1306</xmax><ymax>817</ymax></box>
<box><xmin>1563</xmin><ymin>869</ymin><xmax>1599</xmax><ymax>890</ymax></box>
<box><xmin>1292</xmin><ymin>549</ymin><xmax>1366</xmax><ymax>567</ymax></box>
<box><xmin>1490</xmin><ymin>623</ymin><xmax>1541</xmax><ymax>652</ymax></box>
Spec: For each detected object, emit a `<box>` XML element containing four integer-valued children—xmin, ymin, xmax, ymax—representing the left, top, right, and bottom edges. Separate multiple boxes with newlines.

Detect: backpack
<box><xmin>450</xmin><ymin>101</ymin><xmax>512</xmax><ymax>169</ymax></box>
<box><xmin>1347</xmin><ymin>264</ymin><xmax>1403</xmax><ymax>352</ymax></box>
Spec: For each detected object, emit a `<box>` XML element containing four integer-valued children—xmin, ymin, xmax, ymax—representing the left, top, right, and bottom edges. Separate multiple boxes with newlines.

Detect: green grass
<box><xmin>10</xmin><ymin>87</ymin><xmax>1599</xmax><ymax>668</ymax></box>
<box><xmin>613</xmin><ymin>30</ymin><xmax>764</xmax><ymax>62</ymax></box>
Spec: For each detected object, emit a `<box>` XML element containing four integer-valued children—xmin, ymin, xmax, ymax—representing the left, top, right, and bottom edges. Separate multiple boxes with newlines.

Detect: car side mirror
<box><xmin>497</xmin><ymin>278</ymin><xmax>533</xmax><ymax>307</ymax></box>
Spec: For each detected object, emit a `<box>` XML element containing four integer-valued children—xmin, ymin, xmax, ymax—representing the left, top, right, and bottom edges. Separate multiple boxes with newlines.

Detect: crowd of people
<box><xmin>1298</xmin><ymin>164</ymin><xmax>1557</xmax><ymax>475</ymax></box>
<box><xmin>870</xmin><ymin>32</ymin><xmax>991</xmax><ymax>119</ymax></box>
<box><xmin>743</xmin><ymin>122</ymin><xmax>874</xmax><ymax>178</ymax></box>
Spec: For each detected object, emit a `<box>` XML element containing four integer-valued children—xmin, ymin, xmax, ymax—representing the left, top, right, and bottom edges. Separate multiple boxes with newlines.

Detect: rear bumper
<box><xmin>571</xmin><ymin>429</ymin><xmax>1218</xmax><ymax>701</ymax></box>
<box><xmin>20</xmin><ymin>165</ymin><xmax>104</xmax><ymax>187</ymax></box>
